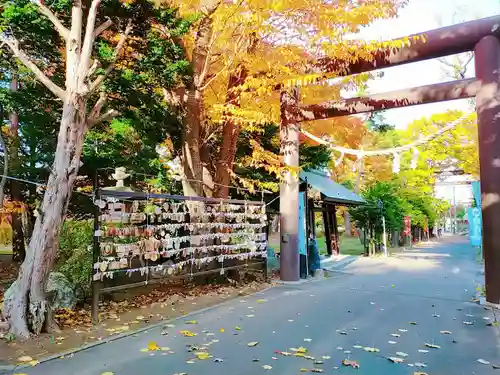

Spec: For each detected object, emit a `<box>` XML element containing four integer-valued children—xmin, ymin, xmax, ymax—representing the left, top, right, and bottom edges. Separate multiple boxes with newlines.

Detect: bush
<box><xmin>56</xmin><ymin>220</ymin><xmax>93</xmax><ymax>300</ymax></box>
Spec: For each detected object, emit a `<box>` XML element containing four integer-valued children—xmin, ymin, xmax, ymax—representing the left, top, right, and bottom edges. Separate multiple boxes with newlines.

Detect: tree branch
<box><xmin>93</xmin><ymin>18</ymin><xmax>113</xmax><ymax>38</ymax></box>
<box><xmin>79</xmin><ymin>0</ymin><xmax>101</xmax><ymax>87</ymax></box>
<box><xmin>34</xmin><ymin>0</ymin><xmax>69</xmax><ymax>40</ymax></box>
<box><xmin>88</xmin><ymin>109</ymin><xmax>119</xmax><ymax>128</ymax></box>
<box><xmin>0</xmin><ymin>34</ymin><xmax>66</xmax><ymax>100</ymax></box>
<box><xmin>89</xmin><ymin>92</ymin><xmax>107</xmax><ymax>119</ymax></box>
<box><xmin>89</xmin><ymin>19</ymin><xmax>133</xmax><ymax>93</ymax></box>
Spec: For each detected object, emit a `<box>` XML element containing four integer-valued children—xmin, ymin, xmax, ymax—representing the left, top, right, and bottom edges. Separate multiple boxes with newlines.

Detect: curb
<box><xmin>0</xmin><ymin>285</ymin><xmax>275</xmax><ymax>373</ymax></box>
<box><xmin>321</xmin><ymin>255</ymin><xmax>357</xmax><ymax>271</ymax></box>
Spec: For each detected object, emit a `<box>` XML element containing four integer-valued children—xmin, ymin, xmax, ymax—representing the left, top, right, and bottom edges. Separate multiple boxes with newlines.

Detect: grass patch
<box><xmin>268</xmin><ymin>234</ymin><xmax>364</xmax><ymax>256</ymax></box>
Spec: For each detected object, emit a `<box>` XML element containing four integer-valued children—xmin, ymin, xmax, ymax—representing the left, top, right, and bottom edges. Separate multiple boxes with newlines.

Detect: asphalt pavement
<box><xmin>5</xmin><ymin>235</ymin><xmax>500</xmax><ymax>375</ymax></box>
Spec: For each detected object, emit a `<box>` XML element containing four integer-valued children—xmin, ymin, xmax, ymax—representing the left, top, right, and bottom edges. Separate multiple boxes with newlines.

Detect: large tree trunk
<box><xmin>3</xmin><ymin>96</ymin><xmax>87</xmax><ymax>338</ymax></box>
<box><xmin>214</xmin><ymin>65</ymin><xmax>248</xmax><ymax>198</ymax></box>
<box><xmin>180</xmin><ymin>0</ymin><xmax>219</xmax><ymax>197</ymax></box>
<box><xmin>182</xmin><ymin>89</ymin><xmax>204</xmax><ymax>197</ymax></box>
<box><xmin>9</xmin><ymin>74</ymin><xmax>26</xmax><ymax>262</ymax></box>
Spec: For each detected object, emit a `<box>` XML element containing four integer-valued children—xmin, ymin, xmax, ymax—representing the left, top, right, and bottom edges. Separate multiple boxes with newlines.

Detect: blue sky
<box><xmin>352</xmin><ymin>0</ymin><xmax>500</xmax><ymax>130</ymax></box>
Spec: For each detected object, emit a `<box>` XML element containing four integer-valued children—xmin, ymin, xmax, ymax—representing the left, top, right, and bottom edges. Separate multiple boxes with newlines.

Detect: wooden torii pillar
<box><xmin>280</xmin><ymin>15</ymin><xmax>500</xmax><ymax>305</ymax></box>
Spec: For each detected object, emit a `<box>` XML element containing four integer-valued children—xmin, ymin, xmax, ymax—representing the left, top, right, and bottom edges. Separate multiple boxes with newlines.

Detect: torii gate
<box><xmin>279</xmin><ymin>15</ymin><xmax>500</xmax><ymax>305</ymax></box>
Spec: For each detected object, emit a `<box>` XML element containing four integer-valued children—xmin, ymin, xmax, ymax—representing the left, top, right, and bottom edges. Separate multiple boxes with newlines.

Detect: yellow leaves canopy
<box><xmin>169</xmin><ymin>0</ymin><xmax>408</xmax><ymax>127</ymax></box>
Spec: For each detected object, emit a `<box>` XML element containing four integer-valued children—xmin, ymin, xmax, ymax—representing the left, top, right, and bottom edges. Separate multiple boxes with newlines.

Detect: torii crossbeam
<box><xmin>279</xmin><ymin>15</ymin><xmax>500</xmax><ymax>306</ymax></box>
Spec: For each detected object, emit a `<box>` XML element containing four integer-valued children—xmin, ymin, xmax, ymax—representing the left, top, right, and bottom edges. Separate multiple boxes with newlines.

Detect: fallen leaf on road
<box><xmin>342</xmin><ymin>359</ymin><xmax>360</xmax><ymax>368</ymax></box>
<box><xmin>439</xmin><ymin>330</ymin><xmax>452</xmax><ymax>334</ymax></box>
<box><xmin>247</xmin><ymin>341</ymin><xmax>259</xmax><ymax>347</ymax></box>
<box><xmin>396</xmin><ymin>352</ymin><xmax>409</xmax><ymax>357</ymax></box>
<box><xmin>388</xmin><ymin>341</ymin><xmax>397</xmax><ymax>345</ymax></box>
<box><xmin>424</xmin><ymin>343</ymin><xmax>440</xmax><ymax>349</ymax></box>
<box><xmin>148</xmin><ymin>341</ymin><xmax>161</xmax><ymax>351</ymax></box>
<box><xmin>414</xmin><ymin>362</ymin><xmax>427</xmax><ymax>368</ymax></box>
<box><xmin>17</xmin><ymin>356</ymin><xmax>33</xmax><ymax>362</ymax></box>
<box><xmin>262</xmin><ymin>365</ymin><xmax>273</xmax><ymax>370</ymax></box>
<box><xmin>388</xmin><ymin>357</ymin><xmax>404</xmax><ymax>363</ymax></box>
<box><xmin>180</xmin><ymin>330</ymin><xmax>197</xmax><ymax>337</ymax></box>
<box><xmin>195</xmin><ymin>352</ymin><xmax>211</xmax><ymax>360</ymax></box>
<box><xmin>477</xmin><ymin>359</ymin><xmax>491</xmax><ymax>365</ymax></box>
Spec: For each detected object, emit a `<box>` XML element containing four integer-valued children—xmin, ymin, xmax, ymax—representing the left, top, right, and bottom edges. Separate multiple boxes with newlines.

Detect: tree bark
<box><xmin>180</xmin><ymin>0</ymin><xmax>220</xmax><ymax>197</ymax></box>
<box><xmin>3</xmin><ymin>95</ymin><xmax>87</xmax><ymax>338</ymax></box>
<box><xmin>214</xmin><ymin>65</ymin><xmax>248</xmax><ymax>198</ymax></box>
<box><xmin>9</xmin><ymin>74</ymin><xmax>26</xmax><ymax>262</ymax></box>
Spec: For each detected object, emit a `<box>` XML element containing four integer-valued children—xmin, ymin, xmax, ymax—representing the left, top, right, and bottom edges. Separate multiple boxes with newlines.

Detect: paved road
<box><xmin>6</xmin><ymin>236</ymin><xmax>500</xmax><ymax>375</ymax></box>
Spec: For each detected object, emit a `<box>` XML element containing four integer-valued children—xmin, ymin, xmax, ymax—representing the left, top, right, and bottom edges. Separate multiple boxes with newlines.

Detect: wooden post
<box><xmin>475</xmin><ymin>35</ymin><xmax>500</xmax><ymax>305</ymax></box>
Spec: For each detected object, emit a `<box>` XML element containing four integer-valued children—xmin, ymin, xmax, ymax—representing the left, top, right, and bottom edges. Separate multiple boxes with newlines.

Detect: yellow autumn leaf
<box><xmin>147</xmin><ymin>341</ymin><xmax>160</xmax><ymax>351</ymax></box>
<box><xmin>195</xmin><ymin>352</ymin><xmax>211</xmax><ymax>360</ymax></box>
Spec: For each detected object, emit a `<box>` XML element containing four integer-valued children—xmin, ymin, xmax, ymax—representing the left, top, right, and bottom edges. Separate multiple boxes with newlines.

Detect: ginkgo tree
<box><xmin>0</xmin><ymin>0</ymin><xmax>189</xmax><ymax>337</ymax></box>
<box><xmin>164</xmin><ymin>0</ymin><xmax>408</xmax><ymax>197</ymax></box>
